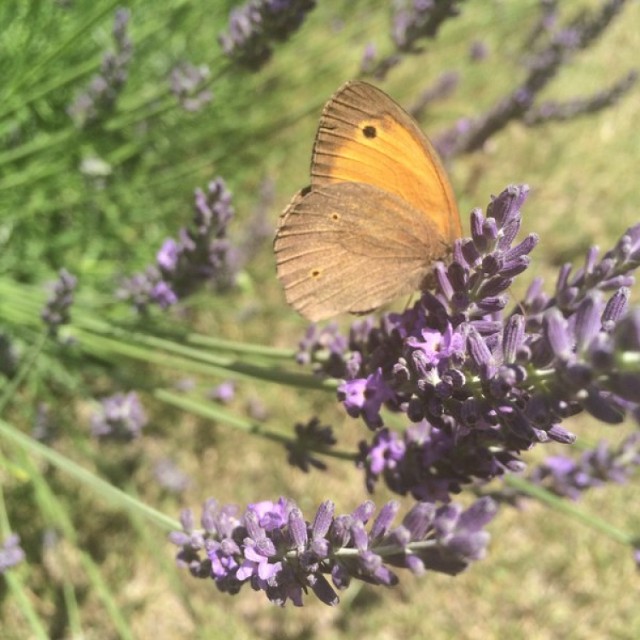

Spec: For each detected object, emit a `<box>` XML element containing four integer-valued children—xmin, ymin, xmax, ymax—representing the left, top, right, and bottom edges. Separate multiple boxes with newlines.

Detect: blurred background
<box><xmin>1</xmin><ymin>0</ymin><xmax>639</xmax><ymax>637</ymax></box>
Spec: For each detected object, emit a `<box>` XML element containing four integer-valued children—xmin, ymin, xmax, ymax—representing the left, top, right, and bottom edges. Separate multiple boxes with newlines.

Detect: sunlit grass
<box><xmin>1</xmin><ymin>0</ymin><xmax>639</xmax><ymax>637</ymax></box>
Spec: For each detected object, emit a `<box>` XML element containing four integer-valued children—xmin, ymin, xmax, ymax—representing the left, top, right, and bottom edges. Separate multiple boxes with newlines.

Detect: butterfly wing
<box><xmin>275</xmin><ymin>182</ymin><xmax>449</xmax><ymax>322</ymax></box>
<box><xmin>311</xmin><ymin>80</ymin><xmax>461</xmax><ymax>244</ymax></box>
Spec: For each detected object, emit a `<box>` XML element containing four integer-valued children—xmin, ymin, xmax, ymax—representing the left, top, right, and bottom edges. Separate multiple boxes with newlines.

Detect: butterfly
<box><xmin>274</xmin><ymin>80</ymin><xmax>461</xmax><ymax>322</ymax></box>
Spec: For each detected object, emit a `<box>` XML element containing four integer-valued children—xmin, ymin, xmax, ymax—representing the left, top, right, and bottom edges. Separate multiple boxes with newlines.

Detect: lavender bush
<box><xmin>169</xmin><ymin>185</ymin><xmax>640</xmax><ymax>605</ymax></box>
<box><xmin>1</xmin><ymin>0</ymin><xmax>639</xmax><ymax>631</ymax></box>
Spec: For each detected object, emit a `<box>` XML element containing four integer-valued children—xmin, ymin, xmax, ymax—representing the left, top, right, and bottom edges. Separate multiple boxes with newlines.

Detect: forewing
<box><xmin>311</xmin><ymin>80</ymin><xmax>461</xmax><ymax>244</ymax></box>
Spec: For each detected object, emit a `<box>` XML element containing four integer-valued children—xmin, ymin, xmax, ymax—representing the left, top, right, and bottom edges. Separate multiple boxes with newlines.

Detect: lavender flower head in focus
<box><xmin>170</xmin><ymin>494</ymin><xmax>497</xmax><ymax>606</ymax></box>
<box><xmin>293</xmin><ymin>185</ymin><xmax>640</xmax><ymax>502</ymax></box>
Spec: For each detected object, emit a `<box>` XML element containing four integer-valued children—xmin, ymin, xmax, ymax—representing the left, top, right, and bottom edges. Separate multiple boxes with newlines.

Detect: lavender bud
<box><xmin>370</xmin><ymin>501</ymin><xmax>400</xmax><ymax>540</ymax></box>
<box><xmin>500</xmin><ymin>255</ymin><xmax>531</xmax><ymax>278</ymax></box>
<box><xmin>486</xmin><ymin>185</ymin><xmax>529</xmax><ymax>227</ymax></box>
<box><xmin>602</xmin><ymin>287</ymin><xmax>630</xmax><ymax>330</ymax></box>
<box><xmin>498</xmin><ymin>219</ymin><xmax>521</xmax><ymax>251</ymax></box>
<box><xmin>574</xmin><ymin>291</ymin><xmax>603</xmax><ymax>351</ymax></box>
<box><xmin>289</xmin><ymin>508</ymin><xmax>308</xmax><ymax>550</ymax></box>
<box><xmin>434</xmin><ymin>263</ymin><xmax>454</xmax><ymax>299</ymax></box>
<box><xmin>476</xmin><ymin>295</ymin><xmax>507</xmax><ymax>313</ymax></box>
<box><xmin>503</xmin><ymin>233</ymin><xmax>539</xmax><ymax>260</ymax></box>
<box><xmin>311</xmin><ymin>501</ymin><xmax>334</xmax><ymax>540</ymax></box>
<box><xmin>588</xmin><ymin>333</ymin><xmax>615</xmax><ymax>370</ymax></box>
<box><xmin>447</xmin><ymin>261</ymin><xmax>468</xmax><ymax>291</ymax></box>
<box><xmin>482</xmin><ymin>217</ymin><xmax>499</xmax><ymax>243</ymax></box>
<box><xmin>402</xmin><ymin>502</ymin><xmax>436</xmax><ymax>540</ymax></box>
<box><xmin>470</xmin><ymin>208</ymin><xmax>486</xmax><ymax>246</ymax></box>
<box><xmin>502</xmin><ymin>314</ymin><xmax>525</xmax><ymax>363</ymax></box>
<box><xmin>41</xmin><ymin>269</ymin><xmax>77</xmax><ymax>335</ymax></box>
<box><xmin>0</xmin><ymin>534</ymin><xmax>25</xmax><ymax>573</ymax></box>
<box><xmin>543</xmin><ymin>309</ymin><xmax>573</xmax><ymax>360</ymax></box>
<box><xmin>467</xmin><ymin>329</ymin><xmax>497</xmax><ymax>378</ymax></box>
<box><xmin>461</xmin><ymin>239</ymin><xmax>482</xmax><ymax>267</ymax></box>
<box><xmin>477</xmin><ymin>276</ymin><xmax>512</xmax><ymax>298</ymax></box>
<box><xmin>556</xmin><ymin>263</ymin><xmax>572</xmax><ymax>293</ymax></box>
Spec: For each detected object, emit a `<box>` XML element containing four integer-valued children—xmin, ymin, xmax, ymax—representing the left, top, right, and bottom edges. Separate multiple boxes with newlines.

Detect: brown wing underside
<box><xmin>275</xmin><ymin>182</ymin><xmax>449</xmax><ymax>322</ymax></box>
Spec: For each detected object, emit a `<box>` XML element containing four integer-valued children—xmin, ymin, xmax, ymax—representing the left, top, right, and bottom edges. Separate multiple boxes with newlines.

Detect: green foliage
<box><xmin>1</xmin><ymin>0</ymin><xmax>640</xmax><ymax>637</ymax></box>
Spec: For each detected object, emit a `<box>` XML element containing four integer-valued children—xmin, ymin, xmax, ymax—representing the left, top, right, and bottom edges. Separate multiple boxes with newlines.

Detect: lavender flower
<box><xmin>68</xmin><ymin>8</ymin><xmax>133</xmax><ymax>127</ymax></box>
<box><xmin>392</xmin><ymin>0</ymin><xmax>464</xmax><ymax>53</ymax></box>
<box><xmin>154</xmin><ymin>458</ymin><xmax>191</xmax><ymax>493</ymax></box>
<box><xmin>91</xmin><ymin>391</ymin><xmax>147</xmax><ymax>440</ymax></box>
<box><xmin>219</xmin><ymin>0</ymin><xmax>316</xmax><ymax>71</ymax></box>
<box><xmin>296</xmin><ymin>319</ymin><xmax>372</xmax><ymax>380</ymax></box>
<box><xmin>469</xmin><ymin>40</ymin><xmax>489</xmax><ymax>61</ymax></box>
<box><xmin>41</xmin><ymin>269</ymin><xmax>77</xmax><ymax>335</ymax></box>
<box><xmin>210</xmin><ymin>381</ymin><xmax>236</xmax><ymax>404</ymax></box>
<box><xmin>117</xmin><ymin>267</ymin><xmax>159</xmax><ymax>313</ymax></box>
<box><xmin>0</xmin><ymin>534</ymin><xmax>25</xmax><ymax>573</ymax></box>
<box><xmin>170</xmin><ymin>62</ymin><xmax>213</xmax><ymax>112</ymax></box>
<box><xmin>362</xmin><ymin>0</ymin><xmax>464</xmax><ymax>80</ymax></box>
<box><xmin>436</xmin><ymin>0</ymin><xmax>634</xmax><ymax>158</ymax></box>
<box><xmin>119</xmin><ymin>177</ymin><xmax>236</xmax><ymax>312</ymax></box>
<box><xmin>286</xmin><ymin>417</ymin><xmax>336</xmax><ymax>472</ymax></box>
<box><xmin>526</xmin><ymin>432</ymin><xmax>640</xmax><ymax>500</ymax></box>
<box><xmin>301</xmin><ymin>185</ymin><xmax>640</xmax><ymax>502</ymax></box>
<box><xmin>523</xmin><ymin>70</ymin><xmax>638</xmax><ymax>126</ymax></box>
<box><xmin>170</xmin><ymin>495</ymin><xmax>497</xmax><ymax>605</ymax></box>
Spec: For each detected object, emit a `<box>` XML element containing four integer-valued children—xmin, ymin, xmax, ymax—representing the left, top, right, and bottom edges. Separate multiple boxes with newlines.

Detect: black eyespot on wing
<box><xmin>362</xmin><ymin>125</ymin><xmax>376</xmax><ymax>139</ymax></box>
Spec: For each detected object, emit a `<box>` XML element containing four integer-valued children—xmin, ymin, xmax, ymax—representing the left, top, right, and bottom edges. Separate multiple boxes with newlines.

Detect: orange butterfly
<box><xmin>274</xmin><ymin>81</ymin><xmax>461</xmax><ymax>322</ymax></box>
